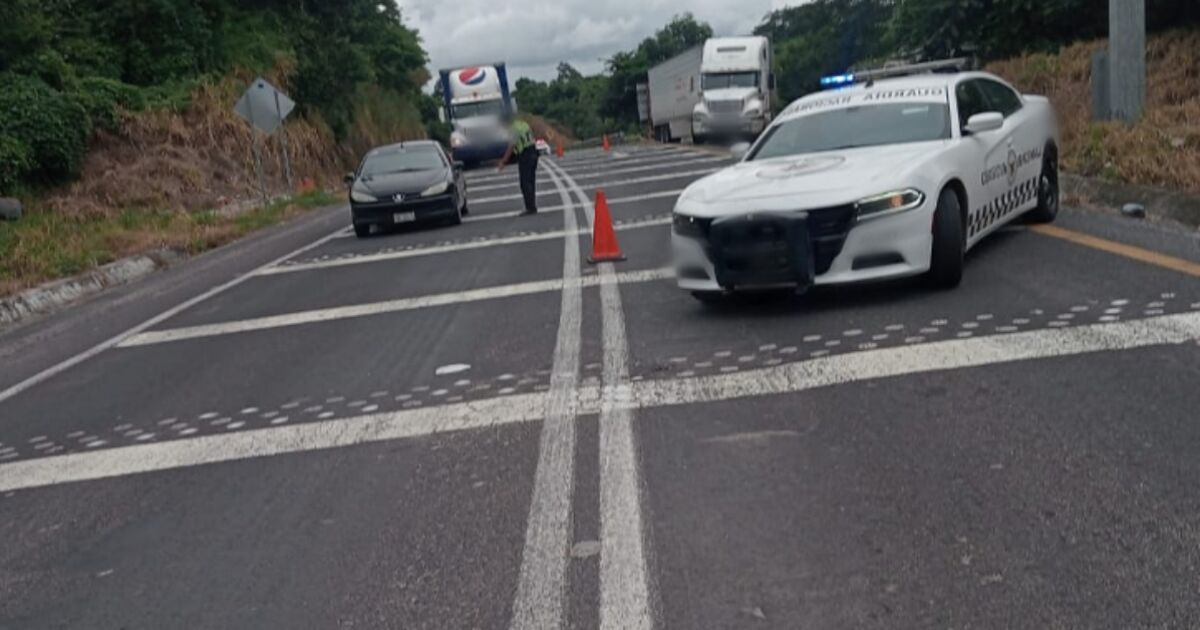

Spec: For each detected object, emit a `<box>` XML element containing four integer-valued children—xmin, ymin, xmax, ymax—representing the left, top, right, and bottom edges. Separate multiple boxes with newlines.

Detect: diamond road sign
<box><xmin>234</xmin><ymin>77</ymin><xmax>295</xmax><ymax>134</ymax></box>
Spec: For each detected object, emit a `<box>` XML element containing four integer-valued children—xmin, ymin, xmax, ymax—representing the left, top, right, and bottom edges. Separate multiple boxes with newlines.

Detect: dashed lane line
<box><xmin>471</xmin><ymin>168</ymin><xmax>718</xmax><ymax>206</ymax></box>
<box><xmin>469</xmin><ymin>156</ymin><xmax>727</xmax><ymax>193</ymax></box>
<box><xmin>324</xmin><ymin>189</ymin><xmax>684</xmax><ymax>238</ymax></box>
<box><xmin>1031</xmin><ymin>224</ymin><xmax>1200</xmax><ymax>278</ymax></box>
<box><xmin>0</xmin><ymin>222</ymin><xmax>350</xmax><ymax>406</ymax></box>
<box><xmin>551</xmin><ymin>158</ymin><xmax>654</xmax><ymax>630</ymax></box>
<box><xmin>260</xmin><ymin>217</ymin><xmax>671</xmax><ymax>276</ymax></box>
<box><xmin>509</xmin><ymin>151</ymin><xmax>584</xmax><ymax>628</ymax></box>
<box><xmin>464</xmin><ymin>149</ymin><xmax>693</xmax><ymax>186</ymax></box>
<box><xmin>463</xmin><ymin>190</ymin><xmax>684</xmax><ymax>225</ymax></box>
<box><xmin>117</xmin><ymin>268</ymin><xmax>676</xmax><ymax>347</ymax></box>
<box><xmin>5</xmin><ymin>311</ymin><xmax>1200</xmax><ymax>493</ymax></box>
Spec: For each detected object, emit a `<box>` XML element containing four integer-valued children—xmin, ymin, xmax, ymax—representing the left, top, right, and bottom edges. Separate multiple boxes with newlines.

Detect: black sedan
<box><xmin>344</xmin><ymin>140</ymin><xmax>468</xmax><ymax>238</ymax></box>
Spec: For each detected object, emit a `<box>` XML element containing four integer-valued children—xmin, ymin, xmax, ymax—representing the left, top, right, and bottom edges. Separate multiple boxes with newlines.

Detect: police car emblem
<box><xmin>756</xmin><ymin>155</ymin><xmax>846</xmax><ymax>180</ymax></box>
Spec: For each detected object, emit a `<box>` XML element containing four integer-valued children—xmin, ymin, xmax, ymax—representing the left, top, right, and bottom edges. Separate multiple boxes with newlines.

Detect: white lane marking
<box><xmin>472</xmin><ymin>168</ymin><xmax>718</xmax><ymax>206</ymax></box>
<box><xmin>469</xmin><ymin>156</ymin><xmax>726</xmax><ymax>193</ymax></box>
<box><xmin>0</xmin><ymin>216</ymin><xmax>350</xmax><ymax>405</ymax></box>
<box><xmin>259</xmin><ymin>218</ymin><xmax>671</xmax><ymax>275</ymax></box>
<box><xmin>0</xmin><ymin>393</ymin><xmax>549</xmax><ymax>493</ymax></box>
<box><xmin>551</xmin><ymin>159</ymin><xmax>654</xmax><ymax>630</ymax></box>
<box><xmin>509</xmin><ymin>156</ymin><xmax>583</xmax><ymax>629</ymax></box>
<box><xmin>463</xmin><ymin>189</ymin><xmax>683</xmax><ymax>225</ymax></box>
<box><xmin>434</xmin><ymin>363</ymin><xmax>471</xmax><ymax>376</ymax></box>
<box><xmin>464</xmin><ymin>150</ymin><xmax>693</xmax><ymax>187</ymax></box>
<box><xmin>4</xmin><ymin>312</ymin><xmax>1200</xmax><ymax>492</ymax></box>
<box><xmin>627</xmin><ymin>311</ymin><xmax>1200</xmax><ymax>409</ymax></box>
<box><xmin>118</xmin><ymin>268</ymin><xmax>674</xmax><ymax>347</ymax></box>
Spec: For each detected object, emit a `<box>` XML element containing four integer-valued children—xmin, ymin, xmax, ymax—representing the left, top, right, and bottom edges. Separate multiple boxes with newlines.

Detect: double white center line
<box><xmin>509</xmin><ymin>159</ymin><xmax>656</xmax><ymax>628</ymax></box>
<box><xmin>509</xmin><ymin>161</ymin><xmax>584</xmax><ymax>628</ymax></box>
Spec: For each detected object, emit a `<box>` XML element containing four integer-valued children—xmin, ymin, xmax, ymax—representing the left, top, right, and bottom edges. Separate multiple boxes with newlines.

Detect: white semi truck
<box><xmin>691</xmin><ymin>36</ymin><xmax>774</xmax><ymax>143</ymax></box>
<box><xmin>645</xmin><ymin>37</ymin><xmax>774</xmax><ymax>144</ymax></box>
<box><xmin>438</xmin><ymin>64</ymin><xmax>515</xmax><ymax>166</ymax></box>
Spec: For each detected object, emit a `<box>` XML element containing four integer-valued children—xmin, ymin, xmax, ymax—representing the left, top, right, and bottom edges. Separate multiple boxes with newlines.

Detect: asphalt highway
<box><xmin>2</xmin><ymin>144</ymin><xmax>1200</xmax><ymax>629</ymax></box>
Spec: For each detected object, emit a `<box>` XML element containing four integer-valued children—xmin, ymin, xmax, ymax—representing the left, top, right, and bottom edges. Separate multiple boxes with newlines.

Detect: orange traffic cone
<box><xmin>587</xmin><ymin>190</ymin><xmax>625</xmax><ymax>264</ymax></box>
<box><xmin>555</xmin><ymin>142</ymin><xmax>564</xmax><ymax>158</ymax></box>
<box><xmin>602</xmin><ymin>134</ymin><xmax>611</xmax><ymax>152</ymax></box>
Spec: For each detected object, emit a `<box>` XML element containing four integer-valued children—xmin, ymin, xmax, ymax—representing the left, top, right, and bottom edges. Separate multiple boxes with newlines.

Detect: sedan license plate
<box><xmin>393</xmin><ymin>211</ymin><xmax>415</xmax><ymax>224</ymax></box>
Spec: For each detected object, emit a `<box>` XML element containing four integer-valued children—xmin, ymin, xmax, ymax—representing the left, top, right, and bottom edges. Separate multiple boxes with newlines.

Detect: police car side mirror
<box><xmin>730</xmin><ymin>142</ymin><xmax>751</xmax><ymax>159</ymax></box>
<box><xmin>964</xmin><ymin>112</ymin><xmax>1004</xmax><ymax>135</ymax></box>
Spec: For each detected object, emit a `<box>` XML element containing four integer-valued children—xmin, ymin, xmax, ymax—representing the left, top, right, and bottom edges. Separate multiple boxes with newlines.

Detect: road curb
<box><xmin>0</xmin><ymin>250</ymin><xmax>185</xmax><ymax>330</ymax></box>
<box><xmin>1061</xmin><ymin>173</ymin><xmax>1200</xmax><ymax>229</ymax></box>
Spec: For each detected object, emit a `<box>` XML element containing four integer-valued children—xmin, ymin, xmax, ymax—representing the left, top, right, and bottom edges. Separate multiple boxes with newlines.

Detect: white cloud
<box><xmin>397</xmin><ymin>0</ymin><xmax>812</xmax><ymax>85</ymax></box>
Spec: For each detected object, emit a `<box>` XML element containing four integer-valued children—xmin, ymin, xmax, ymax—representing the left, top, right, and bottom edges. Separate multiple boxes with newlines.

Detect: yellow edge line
<box><xmin>1029</xmin><ymin>224</ymin><xmax>1200</xmax><ymax>278</ymax></box>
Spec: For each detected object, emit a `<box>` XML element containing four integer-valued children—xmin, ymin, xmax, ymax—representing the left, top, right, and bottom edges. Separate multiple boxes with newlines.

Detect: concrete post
<box><xmin>1091</xmin><ymin>49</ymin><xmax>1110</xmax><ymax>121</ymax></box>
<box><xmin>1108</xmin><ymin>0</ymin><xmax>1146</xmax><ymax>123</ymax></box>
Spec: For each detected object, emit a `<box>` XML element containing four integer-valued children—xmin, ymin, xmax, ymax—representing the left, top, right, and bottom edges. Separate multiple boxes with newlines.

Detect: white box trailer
<box><xmin>647</xmin><ymin>46</ymin><xmax>703</xmax><ymax>143</ymax></box>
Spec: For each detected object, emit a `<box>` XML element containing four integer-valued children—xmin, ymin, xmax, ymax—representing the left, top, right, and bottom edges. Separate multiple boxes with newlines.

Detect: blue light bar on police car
<box><xmin>819</xmin><ymin>73</ymin><xmax>856</xmax><ymax>88</ymax></box>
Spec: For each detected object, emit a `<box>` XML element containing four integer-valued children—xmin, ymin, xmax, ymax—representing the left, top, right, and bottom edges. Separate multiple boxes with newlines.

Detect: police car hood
<box><xmin>679</xmin><ymin>141</ymin><xmax>947</xmax><ymax>216</ymax></box>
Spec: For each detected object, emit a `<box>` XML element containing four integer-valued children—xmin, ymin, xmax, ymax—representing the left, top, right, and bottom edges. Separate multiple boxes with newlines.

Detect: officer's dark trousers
<box><xmin>518</xmin><ymin>148</ymin><xmax>539</xmax><ymax>212</ymax></box>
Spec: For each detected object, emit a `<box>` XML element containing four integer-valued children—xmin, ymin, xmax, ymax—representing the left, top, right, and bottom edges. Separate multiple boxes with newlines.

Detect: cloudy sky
<box><xmin>397</xmin><ymin>0</ymin><xmax>809</xmax><ymax>85</ymax></box>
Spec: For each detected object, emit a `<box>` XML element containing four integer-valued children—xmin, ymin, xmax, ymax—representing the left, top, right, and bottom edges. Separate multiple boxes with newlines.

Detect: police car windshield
<box><xmin>453</xmin><ymin>99</ymin><xmax>504</xmax><ymax>119</ymax></box>
<box><xmin>361</xmin><ymin>146</ymin><xmax>444</xmax><ymax>176</ymax></box>
<box><xmin>749</xmin><ymin>103</ymin><xmax>951</xmax><ymax>160</ymax></box>
<box><xmin>702</xmin><ymin>72</ymin><xmax>758</xmax><ymax>90</ymax></box>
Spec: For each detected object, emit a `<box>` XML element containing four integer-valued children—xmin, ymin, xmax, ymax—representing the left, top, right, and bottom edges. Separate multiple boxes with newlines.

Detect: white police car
<box><xmin>672</xmin><ymin>60</ymin><xmax>1059</xmax><ymax>302</ymax></box>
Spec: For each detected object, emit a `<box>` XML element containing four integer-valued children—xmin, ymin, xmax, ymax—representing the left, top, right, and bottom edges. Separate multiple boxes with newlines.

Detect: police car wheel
<box><xmin>354</xmin><ymin>224</ymin><xmax>371</xmax><ymax>239</ymax></box>
<box><xmin>1026</xmin><ymin>148</ymin><xmax>1059</xmax><ymax>224</ymax></box>
<box><xmin>927</xmin><ymin>188</ymin><xmax>965</xmax><ymax>289</ymax></box>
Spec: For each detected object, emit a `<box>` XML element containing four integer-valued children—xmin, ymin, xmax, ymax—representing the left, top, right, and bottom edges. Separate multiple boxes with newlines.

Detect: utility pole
<box><xmin>1107</xmin><ymin>0</ymin><xmax>1146</xmax><ymax>122</ymax></box>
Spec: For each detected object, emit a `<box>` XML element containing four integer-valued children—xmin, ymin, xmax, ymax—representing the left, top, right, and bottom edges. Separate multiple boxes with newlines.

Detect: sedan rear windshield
<box><xmin>749</xmin><ymin>103</ymin><xmax>951</xmax><ymax>161</ymax></box>
<box><xmin>361</xmin><ymin>146</ymin><xmax>445</xmax><ymax>176</ymax></box>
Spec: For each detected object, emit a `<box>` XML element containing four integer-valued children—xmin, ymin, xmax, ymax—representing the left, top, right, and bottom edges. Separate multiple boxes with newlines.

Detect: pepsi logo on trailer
<box><xmin>459</xmin><ymin>67</ymin><xmax>487</xmax><ymax>86</ymax></box>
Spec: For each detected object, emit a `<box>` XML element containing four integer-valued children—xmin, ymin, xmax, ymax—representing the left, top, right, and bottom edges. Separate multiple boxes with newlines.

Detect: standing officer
<box><xmin>497</xmin><ymin>113</ymin><xmax>538</xmax><ymax>215</ymax></box>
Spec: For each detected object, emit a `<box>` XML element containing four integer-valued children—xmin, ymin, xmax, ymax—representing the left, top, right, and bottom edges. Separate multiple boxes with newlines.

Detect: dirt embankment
<box><xmin>988</xmin><ymin>29</ymin><xmax>1200</xmax><ymax>194</ymax></box>
<box><xmin>46</xmin><ymin>73</ymin><xmax>347</xmax><ymax>218</ymax></box>
<box><xmin>1</xmin><ymin>66</ymin><xmax>427</xmax><ymax>298</ymax></box>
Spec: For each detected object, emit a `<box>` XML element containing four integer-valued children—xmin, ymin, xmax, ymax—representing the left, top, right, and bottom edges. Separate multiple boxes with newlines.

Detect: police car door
<box><xmin>955</xmin><ymin>78</ymin><xmax>1011</xmax><ymax>242</ymax></box>
<box><xmin>977</xmin><ymin>78</ymin><xmax>1041</xmax><ymax>219</ymax></box>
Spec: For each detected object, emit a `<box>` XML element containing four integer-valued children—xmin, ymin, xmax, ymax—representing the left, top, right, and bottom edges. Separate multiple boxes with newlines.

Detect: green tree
<box><xmin>603</xmin><ymin>13</ymin><xmax>713</xmax><ymax>124</ymax></box>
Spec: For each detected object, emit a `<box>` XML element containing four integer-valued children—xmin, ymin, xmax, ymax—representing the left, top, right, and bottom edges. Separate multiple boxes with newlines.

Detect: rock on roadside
<box><xmin>0</xmin><ymin>198</ymin><xmax>21</xmax><ymax>221</ymax></box>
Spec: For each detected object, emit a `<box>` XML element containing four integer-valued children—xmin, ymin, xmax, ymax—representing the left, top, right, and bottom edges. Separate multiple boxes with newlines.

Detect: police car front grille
<box><xmin>806</xmin><ymin>204</ymin><xmax>856</xmax><ymax>274</ymax></box>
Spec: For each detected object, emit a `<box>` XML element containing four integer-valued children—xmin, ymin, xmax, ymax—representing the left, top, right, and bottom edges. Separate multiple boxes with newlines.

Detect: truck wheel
<box><xmin>926</xmin><ymin>188</ymin><xmax>964</xmax><ymax>289</ymax></box>
<box><xmin>1025</xmin><ymin>147</ymin><xmax>1059</xmax><ymax>224</ymax></box>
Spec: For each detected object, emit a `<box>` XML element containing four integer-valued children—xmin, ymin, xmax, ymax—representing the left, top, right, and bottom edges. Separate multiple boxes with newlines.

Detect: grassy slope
<box><xmin>988</xmin><ymin>29</ymin><xmax>1200</xmax><ymax>193</ymax></box>
<box><xmin>0</xmin><ymin>190</ymin><xmax>339</xmax><ymax>297</ymax></box>
<box><xmin>0</xmin><ymin>69</ymin><xmax>426</xmax><ymax>298</ymax></box>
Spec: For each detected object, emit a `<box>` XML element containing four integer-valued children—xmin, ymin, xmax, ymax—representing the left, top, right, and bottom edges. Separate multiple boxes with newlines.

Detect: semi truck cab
<box><xmin>439</xmin><ymin>64</ymin><xmax>515</xmax><ymax>166</ymax></box>
<box><xmin>692</xmin><ymin>37</ymin><xmax>774</xmax><ymax>143</ymax></box>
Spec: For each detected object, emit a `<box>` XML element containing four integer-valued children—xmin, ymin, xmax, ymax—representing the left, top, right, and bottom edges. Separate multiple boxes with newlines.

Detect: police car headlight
<box><xmin>672</xmin><ymin>213</ymin><xmax>709</xmax><ymax>238</ymax></box>
<box><xmin>421</xmin><ymin>181</ymin><xmax>450</xmax><ymax>197</ymax></box>
<box><xmin>350</xmin><ymin>189</ymin><xmax>377</xmax><ymax>203</ymax></box>
<box><xmin>855</xmin><ymin>189</ymin><xmax>925</xmax><ymax>219</ymax></box>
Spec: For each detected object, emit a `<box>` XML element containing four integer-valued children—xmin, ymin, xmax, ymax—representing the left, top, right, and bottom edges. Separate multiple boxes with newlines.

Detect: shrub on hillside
<box><xmin>0</xmin><ymin>73</ymin><xmax>91</xmax><ymax>184</ymax></box>
<box><xmin>72</xmin><ymin>77</ymin><xmax>148</xmax><ymax>131</ymax></box>
<box><xmin>0</xmin><ymin>135</ymin><xmax>32</xmax><ymax>194</ymax></box>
